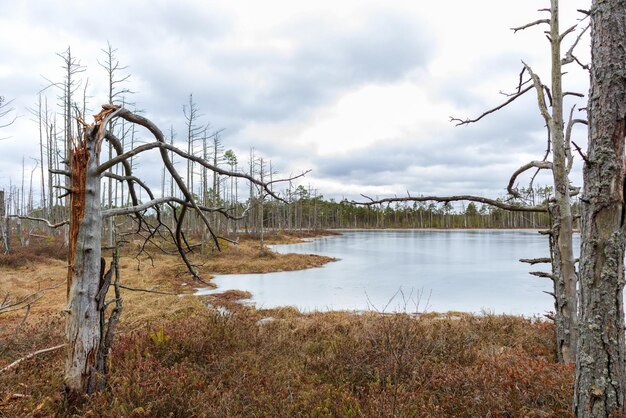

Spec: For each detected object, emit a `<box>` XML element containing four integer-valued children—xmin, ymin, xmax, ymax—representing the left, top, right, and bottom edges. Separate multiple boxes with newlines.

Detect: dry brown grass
<box><xmin>191</xmin><ymin>233</ymin><xmax>336</xmax><ymax>276</ymax></box>
<box><xmin>0</xmin><ymin>231</ymin><xmax>335</xmax><ymax>331</ymax></box>
<box><xmin>0</xmin><ymin>230</ymin><xmax>337</xmax><ymax>386</ymax></box>
<box><xmin>262</xmin><ymin>229</ymin><xmax>340</xmax><ymax>245</ymax></box>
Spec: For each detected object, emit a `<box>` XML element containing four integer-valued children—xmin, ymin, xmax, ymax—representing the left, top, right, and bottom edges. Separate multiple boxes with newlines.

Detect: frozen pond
<box><xmin>197</xmin><ymin>230</ymin><xmax>578</xmax><ymax>315</ymax></box>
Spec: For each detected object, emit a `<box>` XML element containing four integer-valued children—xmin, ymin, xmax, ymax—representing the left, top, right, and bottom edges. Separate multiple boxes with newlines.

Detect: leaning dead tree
<box><xmin>574</xmin><ymin>0</ymin><xmax>626</xmax><ymax>415</ymax></box>
<box><xmin>449</xmin><ymin>0</ymin><xmax>587</xmax><ymax>364</ymax></box>
<box><xmin>60</xmin><ymin>104</ymin><xmax>299</xmax><ymax>401</ymax></box>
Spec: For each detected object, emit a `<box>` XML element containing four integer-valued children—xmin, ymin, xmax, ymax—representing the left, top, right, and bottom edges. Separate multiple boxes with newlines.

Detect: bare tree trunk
<box><xmin>169</xmin><ymin>127</ymin><xmax>175</xmax><ymax>231</ymax></box>
<box><xmin>37</xmin><ymin>94</ymin><xmax>47</xmax><ymax>216</ymax></box>
<box><xmin>548</xmin><ymin>0</ymin><xmax>577</xmax><ymax>364</ymax></box>
<box><xmin>259</xmin><ymin>157</ymin><xmax>265</xmax><ymax>255</ymax></box>
<box><xmin>548</xmin><ymin>203</ymin><xmax>575</xmax><ymax>363</ymax></box>
<box><xmin>0</xmin><ymin>190</ymin><xmax>8</xmax><ymax>254</ymax></box>
<box><xmin>212</xmin><ymin>133</ymin><xmax>222</xmax><ymax>235</ymax></box>
<box><xmin>47</xmin><ymin>107</ymin><xmax>54</xmax><ymax>221</ymax></box>
<box><xmin>574</xmin><ymin>0</ymin><xmax>626</xmax><ymax>415</ymax></box>
<box><xmin>64</xmin><ymin>125</ymin><xmax>105</xmax><ymax>401</ymax></box>
<box><xmin>202</xmin><ymin>130</ymin><xmax>208</xmax><ymax>253</ymax></box>
<box><xmin>96</xmin><ymin>240</ymin><xmax>121</xmax><ymax>390</ymax></box>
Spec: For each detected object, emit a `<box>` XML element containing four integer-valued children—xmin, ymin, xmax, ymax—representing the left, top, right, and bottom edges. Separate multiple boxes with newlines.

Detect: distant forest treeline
<box><xmin>2</xmin><ymin>180</ymin><xmax>575</xmax><ymax>246</ymax></box>
<box><xmin>244</xmin><ymin>185</ymin><xmax>579</xmax><ymax>231</ymax></box>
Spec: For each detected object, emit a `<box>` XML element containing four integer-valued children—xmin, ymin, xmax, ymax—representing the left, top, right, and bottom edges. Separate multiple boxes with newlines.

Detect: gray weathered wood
<box><xmin>64</xmin><ymin>125</ymin><xmax>104</xmax><ymax>399</ymax></box>
<box><xmin>546</xmin><ymin>0</ymin><xmax>578</xmax><ymax>365</ymax></box>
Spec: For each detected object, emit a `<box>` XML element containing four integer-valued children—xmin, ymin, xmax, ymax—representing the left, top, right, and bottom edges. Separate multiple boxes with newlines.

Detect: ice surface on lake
<box><xmin>197</xmin><ymin>230</ymin><xmax>580</xmax><ymax>316</ymax></box>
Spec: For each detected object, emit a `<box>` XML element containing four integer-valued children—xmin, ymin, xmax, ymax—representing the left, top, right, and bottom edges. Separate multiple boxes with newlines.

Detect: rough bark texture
<box><xmin>549</xmin><ymin>202</ymin><xmax>576</xmax><ymax>363</ymax></box>
<box><xmin>548</xmin><ymin>0</ymin><xmax>577</xmax><ymax>364</ymax></box>
<box><xmin>64</xmin><ymin>125</ymin><xmax>104</xmax><ymax>401</ymax></box>
<box><xmin>574</xmin><ymin>0</ymin><xmax>626</xmax><ymax>415</ymax></box>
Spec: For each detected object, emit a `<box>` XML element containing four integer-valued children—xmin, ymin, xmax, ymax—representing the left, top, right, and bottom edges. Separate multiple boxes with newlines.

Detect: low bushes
<box><xmin>0</xmin><ymin>234</ymin><xmax>67</xmax><ymax>268</ymax></box>
<box><xmin>0</xmin><ymin>309</ymin><xmax>572</xmax><ymax>417</ymax></box>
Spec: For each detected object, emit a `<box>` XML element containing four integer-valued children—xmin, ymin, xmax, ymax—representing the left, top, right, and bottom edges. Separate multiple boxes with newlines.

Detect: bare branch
<box><xmin>0</xmin><ymin>344</ymin><xmax>65</xmax><ymax>374</ymax></box>
<box><xmin>102</xmin><ymin>196</ymin><xmax>245</xmax><ymax>220</ymax></box>
<box><xmin>450</xmin><ymin>85</ymin><xmax>533</xmax><ymax>126</ymax></box>
<box><xmin>7</xmin><ymin>215</ymin><xmax>68</xmax><ymax>229</ymax></box>
<box><xmin>562</xmin><ymin>23</ymin><xmax>590</xmax><ymax>69</ymax></box>
<box><xmin>565</xmin><ymin>106</ymin><xmax>589</xmax><ymax>170</ymax></box>
<box><xmin>520</xmin><ymin>257</ymin><xmax>551</xmax><ymax>265</ymax></box>
<box><xmin>49</xmin><ymin>168</ymin><xmax>71</xmax><ymax>177</ymax></box>
<box><xmin>572</xmin><ymin>141</ymin><xmax>590</xmax><ymax>164</ymax></box>
<box><xmin>530</xmin><ymin>271</ymin><xmax>555</xmax><ymax>280</ymax></box>
<box><xmin>0</xmin><ymin>281</ymin><xmax>66</xmax><ymax>314</ymax></box>
<box><xmin>507</xmin><ymin>161</ymin><xmax>553</xmax><ymax>198</ymax></box>
<box><xmin>511</xmin><ymin>19</ymin><xmax>550</xmax><ymax>33</ymax></box>
<box><xmin>560</xmin><ymin>24</ymin><xmax>578</xmax><ymax>41</ymax></box>
<box><xmin>523</xmin><ymin>62</ymin><xmax>553</xmax><ymax>126</ymax></box>
<box><xmin>99</xmin><ymin>140</ymin><xmax>285</xmax><ymax>202</ymax></box>
<box><xmin>118</xmin><ymin>285</ymin><xmax>180</xmax><ymax>296</ymax></box>
<box><xmin>543</xmin><ymin>290</ymin><xmax>557</xmax><ymax>299</ymax></box>
<box><xmin>267</xmin><ymin>170</ymin><xmax>312</xmax><ymax>186</ymax></box>
<box><xmin>354</xmin><ymin>194</ymin><xmax>547</xmax><ymax>213</ymax></box>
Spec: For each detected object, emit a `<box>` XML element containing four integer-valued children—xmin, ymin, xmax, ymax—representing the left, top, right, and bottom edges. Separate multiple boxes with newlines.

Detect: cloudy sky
<box><xmin>0</xmin><ymin>0</ymin><xmax>590</xmax><ymax>204</ymax></box>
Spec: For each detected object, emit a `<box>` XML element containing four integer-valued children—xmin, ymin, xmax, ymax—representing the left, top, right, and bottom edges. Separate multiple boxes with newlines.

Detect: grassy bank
<box><xmin>0</xmin><ymin>231</ymin><xmax>573</xmax><ymax>416</ymax></box>
<box><xmin>1</xmin><ymin>308</ymin><xmax>572</xmax><ymax>417</ymax></box>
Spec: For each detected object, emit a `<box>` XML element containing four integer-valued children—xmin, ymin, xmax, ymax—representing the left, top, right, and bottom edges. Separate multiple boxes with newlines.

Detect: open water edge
<box><xmin>197</xmin><ymin>230</ymin><xmax>579</xmax><ymax>316</ymax></box>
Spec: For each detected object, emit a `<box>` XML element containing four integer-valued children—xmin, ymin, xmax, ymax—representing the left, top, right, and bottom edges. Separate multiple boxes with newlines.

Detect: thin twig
<box><xmin>511</xmin><ymin>19</ymin><xmax>550</xmax><ymax>33</ymax></box>
<box><xmin>572</xmin><ymin>141</ymin><xmax>590</xmax><ymax>163</ymax></box>
<box><xmin>0</xmin><ymin>344</ymin><xmax>65</xmax><ymax>374</ymax></box>
<box><xmin>450</xmin><ymin>85</ymin><xmax>533</xmax><ymax>126</ymax></box>
<box><xmin>118</xmin><ymin>284</ymin><xmax>181</xmax><ymax>296</ymax></box>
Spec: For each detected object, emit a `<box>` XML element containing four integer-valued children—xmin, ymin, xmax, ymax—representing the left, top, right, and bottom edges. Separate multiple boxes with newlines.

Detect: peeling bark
<box><xmin>574</xmin><ymin>0</ymin><xmax>626</xmax><ymax>415</ymax></box>
<box><xmin>64</xmin><ymin>107</ymin><xmax>119</xmax><ymax>401</ymax></box>
<box><xmin>64</xmin><ymin>125</ymin><xmax>104</xmax><ymax>400</ymax></box>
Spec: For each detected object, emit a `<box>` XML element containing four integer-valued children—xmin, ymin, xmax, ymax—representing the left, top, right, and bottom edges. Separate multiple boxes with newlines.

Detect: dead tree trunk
<box><xmin>0</xmin><ymin>190</ymin><xmax>8</xmax><ymax>254</ymax></box>
<box><xmin>453</xmin><ymin>0</ymin><xmax>586</xmax><ymax>363</ymax></box>
<box><xmin>574</xmin><ymin>0</ymin><xmax>626</xmax><ymax>415</ymax></box>
<box><xmin>61</xmin><ymin>104</ymin><xmax>302</xmax><ymax>402</ymax></box>
<box><xmin>64</xmin><ymin>120</ymin><xmax>106</xmax><ymax>400</ymax></box>
<box><xmin>547</xmin><ymin>0</ymin><xmax>577</xmax><ymax>364</ymax></box>
<box><xmin>548</xmin><ymin>201</ymin><xmax>575</xmax><ymax>363</ymax></box>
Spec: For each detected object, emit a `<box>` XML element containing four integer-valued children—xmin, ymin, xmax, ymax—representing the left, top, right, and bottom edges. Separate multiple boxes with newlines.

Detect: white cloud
<box><xmin>0</xmin><ymin>0</ymin><xmax>590</xmax><ymax>203</ymax></box>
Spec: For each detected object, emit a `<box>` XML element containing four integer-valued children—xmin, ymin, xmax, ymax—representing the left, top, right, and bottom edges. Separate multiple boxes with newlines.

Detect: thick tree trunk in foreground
<box><xmin>574</xmin><ymin>0</ymin><xmax>626</xmax><ymax>415</ymax></box>
<box><xmin>64</xmin><ymin>125</ymin><xmax>105</xmax><ymax>400</ymax></box>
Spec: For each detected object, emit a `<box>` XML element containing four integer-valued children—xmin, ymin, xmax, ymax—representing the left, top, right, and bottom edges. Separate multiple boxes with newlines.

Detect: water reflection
<box><xmin>197</xmin><ymin>230</ymin><xmax>580</xmax><ymax>315</ymax></box>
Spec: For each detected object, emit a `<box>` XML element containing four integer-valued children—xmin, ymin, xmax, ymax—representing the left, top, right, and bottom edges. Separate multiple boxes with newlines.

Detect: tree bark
<box><xmin>64</xmin><ymin>124</ymin><xmax>105</xmax><ymax>401</ymax></box>
<box><xmin>574</xmin><ymin>0</ymin><xmax>626</xmax><ymax>415</ymax></box>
